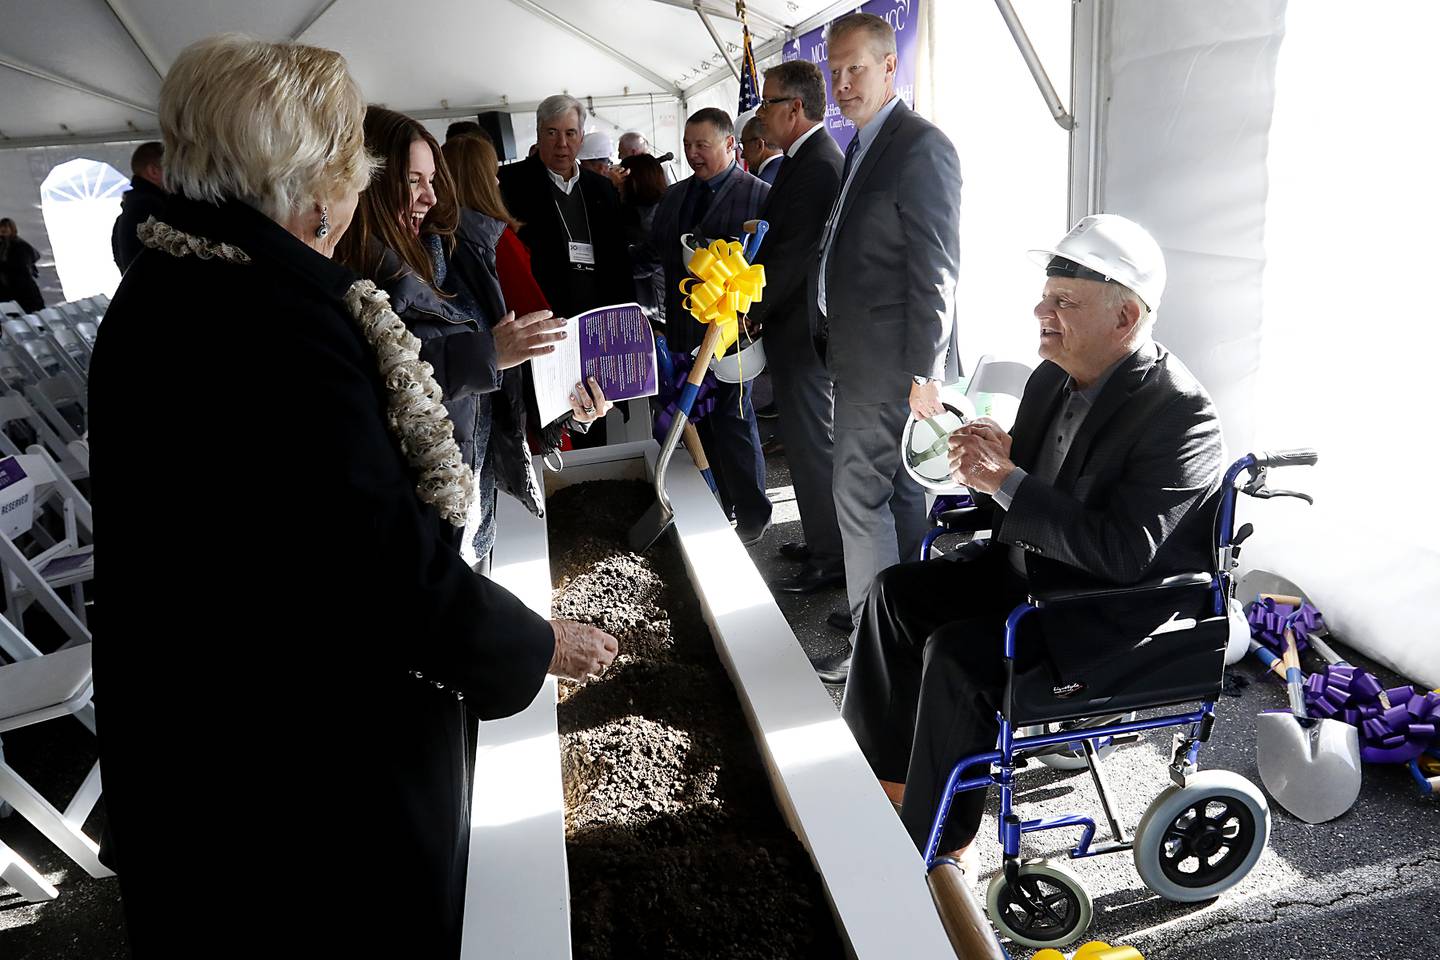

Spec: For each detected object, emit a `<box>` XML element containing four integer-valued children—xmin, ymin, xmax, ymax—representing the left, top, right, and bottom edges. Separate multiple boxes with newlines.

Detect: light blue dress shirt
<box><xmin>816</xmin><ymin>95</ymin><xmax>904</xmax><ymax>316</ymax></box>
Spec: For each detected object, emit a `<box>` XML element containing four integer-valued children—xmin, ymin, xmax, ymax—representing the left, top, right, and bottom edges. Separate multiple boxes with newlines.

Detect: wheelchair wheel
<box><xmin>1017</xmin><ymin>714</ymin><xmax>1135</xmax><ymax>771</ymax></box>
<box><xmin>985</xmin><ymin>859</ymin><xmax>1092</xmax><ymax>948</ymax></box>
<box><xmin>1133</xmin><ymin>770</ymin><xmax>1270</xmax><ymax>902</ymax></box>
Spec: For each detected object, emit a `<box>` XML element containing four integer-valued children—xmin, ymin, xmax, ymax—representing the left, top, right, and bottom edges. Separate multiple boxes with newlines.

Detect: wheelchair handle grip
<box><xmin>1255</xmin><ymin>448</ymin><xmax>1318</xmax><ymax>468</ymax></box>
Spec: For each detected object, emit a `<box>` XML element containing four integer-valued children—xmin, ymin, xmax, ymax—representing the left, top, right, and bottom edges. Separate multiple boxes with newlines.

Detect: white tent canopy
<box><xmin>0</xmin><ymin>0</ymin><xmax>857</xmax><ymax>149</ymax></box>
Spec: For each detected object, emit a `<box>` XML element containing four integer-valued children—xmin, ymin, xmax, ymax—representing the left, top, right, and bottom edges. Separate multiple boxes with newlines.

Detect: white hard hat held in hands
<box><xmin>1029</xmin><ymin>213</ymin><xmax>1166</xmax><ymax>313</ymax></box>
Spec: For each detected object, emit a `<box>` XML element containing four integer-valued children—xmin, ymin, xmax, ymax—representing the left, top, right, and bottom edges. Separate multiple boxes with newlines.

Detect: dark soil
<box><xmin>549</xmin><ymin>480</ymin><xmax>844</xmax><ymax>960</ymax></box>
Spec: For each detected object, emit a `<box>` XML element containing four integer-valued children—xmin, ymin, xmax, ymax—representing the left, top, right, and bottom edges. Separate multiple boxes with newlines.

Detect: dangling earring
<box><xmin>315</xmin><ymin>205</ymin><xmax>331</xmax><ymax>240</ymax></box>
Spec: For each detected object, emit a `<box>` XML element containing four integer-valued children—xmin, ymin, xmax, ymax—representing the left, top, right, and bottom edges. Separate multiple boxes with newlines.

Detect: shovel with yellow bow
<box><xmin>629</xmin><ymin>220</ymin><xmax>768</xmax><ymax>551</ymax></box>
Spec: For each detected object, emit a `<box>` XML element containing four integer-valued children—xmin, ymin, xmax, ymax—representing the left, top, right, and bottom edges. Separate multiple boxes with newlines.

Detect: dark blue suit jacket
<box><xmin>651</xmin><ymin>162</ymin><xmax>769</xmax><ymax>353</ymax></box>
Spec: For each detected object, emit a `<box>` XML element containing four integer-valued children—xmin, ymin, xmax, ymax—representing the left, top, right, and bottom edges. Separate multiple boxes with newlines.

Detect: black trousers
<box><xmin>765</xmin><ymin>312</ymin><xmax>843</xmax><ymax>575</ymax></box>
<box><xmin>697</xmin><ymin>378</ymin><xmax>772</xmax><ymax>529</ymax></box>
<box><xmin>840</xmin><ymin>550</ymin><xmax>1038</xmax><ymax>855</ymax></box>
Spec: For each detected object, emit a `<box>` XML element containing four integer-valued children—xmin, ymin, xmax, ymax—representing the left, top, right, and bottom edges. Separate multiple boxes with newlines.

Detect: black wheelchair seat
<box><xmin>1008</xmin><ymin>574</ymin><xmax>1228</xmax><ymax>726</ymax></box>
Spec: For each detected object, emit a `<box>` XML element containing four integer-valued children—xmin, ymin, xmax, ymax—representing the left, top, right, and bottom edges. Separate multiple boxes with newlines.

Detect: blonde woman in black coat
<box><xmin>89</xmin><ymin>35</ymin><xmax>615</xmax><ymax>958</ymax></box>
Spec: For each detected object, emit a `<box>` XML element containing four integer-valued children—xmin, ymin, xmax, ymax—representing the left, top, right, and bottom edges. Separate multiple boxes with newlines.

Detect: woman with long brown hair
<box><xmin>442</xmin><ymin>134</ymin><xmax>547</xmax><ymax>323</ymax></box>
<box><xmin>336</xmin><ymin>107</ymin><xmax>605</xmax><ymax>564</ymax></box>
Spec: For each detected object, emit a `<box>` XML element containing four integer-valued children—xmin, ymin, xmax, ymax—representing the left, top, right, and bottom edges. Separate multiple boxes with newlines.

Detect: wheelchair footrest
<box><xmin>1073</xmin><ymin>840</ymin><xmax>1133</xmax><ymax>859</ymax></box>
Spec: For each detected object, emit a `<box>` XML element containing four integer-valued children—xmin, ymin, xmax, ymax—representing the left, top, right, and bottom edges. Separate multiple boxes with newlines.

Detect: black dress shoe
<box><xmin>826</xmin><ymin>611</ymin><xmax>853</xmax><ymax>633</ymax></box>
<box><xmin>756</xmin><ymin>402</ymin><xmax>779</xmax><ymax>419</ymax></box>
<box><xmin>773</xmin><ymin>566</ymin><xmax>845</xmax><ymax>594</ymax></box>
<box><xmin>778</xmin><ymin>541</ymin><xmax>811</xmax><ymax>563</ymax></box>
<box><xmin>811</xmin><ymin>649</ymin><xmax>852</xmax><ymax>685</ymax></box>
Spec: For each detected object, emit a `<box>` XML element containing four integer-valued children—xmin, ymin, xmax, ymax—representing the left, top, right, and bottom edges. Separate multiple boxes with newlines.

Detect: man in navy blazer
<box><xmin>809</xmin><ymin>14</ymin><xmax>963</xmax><ymax>679</ymax></box>
<box><xmin>652</xmin><ymin>108</ymin><xmax>772</xmax><ymax>542</ymax></box>
<box><xmin>741</xmin><ymin>115</ymin><xmax>785</xmax><ymax>186</ymax></box>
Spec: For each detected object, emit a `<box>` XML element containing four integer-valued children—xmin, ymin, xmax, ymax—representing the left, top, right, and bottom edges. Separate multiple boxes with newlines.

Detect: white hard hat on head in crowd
<box><xmin>1029</xmin><ymin>214</ymin><xmax>1166</xmax><ymax>313</ymax></box>
<box><xmin>577</xmin><ymin>130</ymin><xmax>615</xmax><ymax>162</ymax></box>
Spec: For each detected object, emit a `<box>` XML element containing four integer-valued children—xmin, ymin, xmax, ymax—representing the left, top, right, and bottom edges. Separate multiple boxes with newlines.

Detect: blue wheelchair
<box><xmin>923</xmin><ymin>450</ymin><xmax>1318</xmax><ymax>949</ymax></box>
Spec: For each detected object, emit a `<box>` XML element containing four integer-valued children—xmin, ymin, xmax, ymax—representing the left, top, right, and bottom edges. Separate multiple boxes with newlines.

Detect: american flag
<box><xmin>737</xmin><ymin>17</ymin><xmax>761</xmax><ymax>115</ymax></box>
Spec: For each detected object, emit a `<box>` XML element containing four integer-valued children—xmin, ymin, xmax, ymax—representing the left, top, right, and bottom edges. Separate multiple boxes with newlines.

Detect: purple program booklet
<box><xmin>531</xmin><ymin>302</ymin><xmax>658</xmax><ymax>427</ymax></box>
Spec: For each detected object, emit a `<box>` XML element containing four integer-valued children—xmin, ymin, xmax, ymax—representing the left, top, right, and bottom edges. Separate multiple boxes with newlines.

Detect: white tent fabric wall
<box><xmin>1093</xmin><ymin>0</ymin><xmax>1438</xmax><ymax>687</ymax></box>
<box><xmin>1239</xmin><ymin>3</ymin><xmax>1440</xmax><ymax>689</ymax></box>
<box><xmin>1095</xmin><ymin>0</ymin><xmax>1287</xmax><ymax>453</ymax></box>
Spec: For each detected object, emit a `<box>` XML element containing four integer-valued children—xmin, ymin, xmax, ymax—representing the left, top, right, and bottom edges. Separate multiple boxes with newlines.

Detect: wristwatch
<box><xmin>912</xmin><ymin>375</ymin><xmax>937</xmax><ymax>386</ymax></box>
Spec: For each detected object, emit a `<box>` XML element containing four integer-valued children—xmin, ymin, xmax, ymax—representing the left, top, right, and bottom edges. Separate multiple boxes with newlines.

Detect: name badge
<box><xmin>568</xmin><ymin>241</ymin><xmax>596</xmax><ymax>270</ymax></box>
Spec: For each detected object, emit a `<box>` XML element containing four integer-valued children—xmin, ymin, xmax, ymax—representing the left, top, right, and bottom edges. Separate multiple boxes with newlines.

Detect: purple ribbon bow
<box><xmin>653</xmin><ymin>348</ymin><xmax>720</xmax><ymax>441</ymax></box>
<box><xmin>1246</xmin><ymin>597</ymin><xmax>1324</xmax><ymax>654</ymax></box>
<box><xmin>1304</xmin><ymin>665</ymin><xmax>1440</xmax><ymax>764</ymax></box>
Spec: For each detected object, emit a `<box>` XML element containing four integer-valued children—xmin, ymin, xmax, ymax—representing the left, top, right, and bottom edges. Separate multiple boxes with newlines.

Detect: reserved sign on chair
<box><xmin>0</xmin><ymin>458</ymin><xmax>35</xmax><ymax>539</ymax></box>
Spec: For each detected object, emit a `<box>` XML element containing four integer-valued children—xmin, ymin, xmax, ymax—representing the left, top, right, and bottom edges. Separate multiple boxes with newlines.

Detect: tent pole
<box><xmin>992</xmin><ymin>0</ymin><xmax>1075</xmax><ymax>130</ymax></box>
<box><xmin>694</xmin><ymin>3</ymin><xmax>743</xmax><ymax>84</ymax></box>
<box><xmin>101</xmin><ymin>0</ymin><xmax>167</xmax><ymax>79</ymax></box>
<box><xmin>0</xmin><ymin>55</ymin><xmax>155</xmax><ymax>116</ymax></box>
<box><xmin>291</xmin><ymin>0</ymin><xmax>345</xmax><ymax>41</ymax></box>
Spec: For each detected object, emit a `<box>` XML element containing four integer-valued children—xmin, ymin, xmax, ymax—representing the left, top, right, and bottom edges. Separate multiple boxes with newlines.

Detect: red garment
<box><xmin>497</xmin><ymin>225</ymin><xmax>572</xmax><ymax>452</ymax></box>
<box><xmin>495</xmin><ymin>226</ymin><xmax>549</xmax><ymax>317</ymax></box>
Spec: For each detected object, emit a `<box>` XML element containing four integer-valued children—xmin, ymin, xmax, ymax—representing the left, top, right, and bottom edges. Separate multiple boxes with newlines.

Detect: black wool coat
<box><xmin>497</xmin><ymin>155</ymin><xmax>632</xmax><ymax>318</ymax></box>
<box><xmin>89</xmin><ymin>195</ymin><xmax>555</xmax><ymax>958</ymax></box>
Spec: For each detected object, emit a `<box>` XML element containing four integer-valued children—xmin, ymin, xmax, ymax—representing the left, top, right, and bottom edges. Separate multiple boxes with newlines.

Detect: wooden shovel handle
<box><xmin>681</xmin><ymin>423</ymin><xmax>710</xmax><ymax>471</ymax></box>
<box><xmin>688</xmin><ymin>322</ymin><xmax>723</xmax><ymax>388</ymax></box>
<box><xmin>1260</xmin><ymin>592</ymin><xmax>1304</xmax><ymax>606</ymax></box>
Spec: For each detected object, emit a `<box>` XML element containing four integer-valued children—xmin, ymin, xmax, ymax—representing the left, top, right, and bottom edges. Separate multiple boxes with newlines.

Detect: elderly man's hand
<box><xmin>961</xmin><ymin>417</ymin><xmax>1013</xmax><ymax>458</ymax></box>
<box><xmin>947</xmin><ymin>420</ymin><xmax>1015</xmax><ymax>495</ymax></box>
<box><xmin>548</xmin><ymin>619</ymin><xmax>618</xmax><ymax>682</ymax></box>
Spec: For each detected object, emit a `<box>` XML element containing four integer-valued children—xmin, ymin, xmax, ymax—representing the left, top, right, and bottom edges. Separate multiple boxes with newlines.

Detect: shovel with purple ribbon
<box><xmin>1254</xmin><ymin>616</ymin><xmax>1362</xmax><ymax>824</ymax></box>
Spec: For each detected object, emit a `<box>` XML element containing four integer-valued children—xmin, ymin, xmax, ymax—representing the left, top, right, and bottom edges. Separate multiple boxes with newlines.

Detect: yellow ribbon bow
<box><xmin>678</xmin><ymin>238</ymin><xmax>766</xmax><ymax>359</ymax></box>
<box><xmin>1033</xmin><ymin>943</ymin><xmax>1145</xmax><ymax>960</ymax></box>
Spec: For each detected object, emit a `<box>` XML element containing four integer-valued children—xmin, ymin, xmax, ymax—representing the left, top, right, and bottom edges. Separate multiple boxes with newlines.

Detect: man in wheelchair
<box><xmin>834</xmin><ymin>214</ymin><xmax>1225</xmax><ymax>875</ymax></box>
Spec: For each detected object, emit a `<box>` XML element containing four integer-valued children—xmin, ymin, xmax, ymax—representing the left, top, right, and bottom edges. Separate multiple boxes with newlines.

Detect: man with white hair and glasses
<box><xmin>500</xmin><ymin>95</ymin><xmax>633</xmax><ymax>443</ymax></box>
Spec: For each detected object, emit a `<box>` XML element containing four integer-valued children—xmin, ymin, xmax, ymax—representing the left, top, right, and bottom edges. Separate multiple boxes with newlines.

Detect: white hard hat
<box><xmin>694</xmin><ymin>336</ymin><xmax>765</xmax><ymax>383</ymax></box>
<box><xmin>898</xmin><ymin>382</ymin><xmax>978</xmax><ymax>495</ymax></box>
<box><xmin>578</xmin><ymin>130</ymin><xmax>615</xmax><ymax>162</ymax></box>
<box><xmin>1029</xmin><ymin>214</ymin><xmax>1166</xmax><ymax>312</ymax></box>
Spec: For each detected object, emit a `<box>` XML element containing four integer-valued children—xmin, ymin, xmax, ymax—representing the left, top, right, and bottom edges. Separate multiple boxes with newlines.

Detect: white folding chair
<box><xmin>20</xmin><ymin>372</ymin><xmax>86</xmax><ymax>445</ymax></box>
<box><xmin>0</xmin><ymin>638</ymin><xmax>110</xmax><ymax>891</ymax></box>
<box><xmin>0</xmin><ymin>393</ymin><xmax>87</xmax><ymax>479</ymax></box>
<box><xmin>963</xmin><ymin>354</ymin><xmax>1034</xmax><ymax>431</ymax></box>
<box><xmin>0</xmin><ymin>452</ymin><xmax>93</xmax><ymax>647</ymax></box>
<box><xmin>0</xmin><ymin>302</ymin><xmax>24</xmax><ymax>321</ymax></box>
<box><xmin>36</xmin><ymin>308</ymin><xmax>91</xmax><ymax>375</ymax></box>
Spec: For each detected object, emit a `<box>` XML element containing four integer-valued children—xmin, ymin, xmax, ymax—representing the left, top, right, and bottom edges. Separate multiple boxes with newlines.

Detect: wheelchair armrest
<box><xmin>1029</xmin><ymin>572</ymin><xmax>1213</xmax><ymax>607</ymax></box>
<box><xmin>937</xmin><ymin>506</ymin><xmax>991</xmax><ymax>532</ymax></box>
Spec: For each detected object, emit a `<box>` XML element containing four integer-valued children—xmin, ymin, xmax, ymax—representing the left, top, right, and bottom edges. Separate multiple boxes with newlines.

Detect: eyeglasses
<box><xmin>757</xmin><ymin>96</ymin><xmax>796</xmax><ymax>111</ymax></box>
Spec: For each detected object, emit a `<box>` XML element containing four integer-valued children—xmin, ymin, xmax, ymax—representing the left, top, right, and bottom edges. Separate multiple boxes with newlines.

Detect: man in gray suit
<box><xmin>746</xmin><ymin>60</ymin><xmax>847</xmax><ymax>595</ymax></box>
<box><xmin>809</xmin><ymin>13</ymin><xmax>962</xmax><ymax>677</ymax></box>
<box><xmin>837</xmin><ymin>215</ymin><xmax>1224</xmax><ymax>873</ymax></box>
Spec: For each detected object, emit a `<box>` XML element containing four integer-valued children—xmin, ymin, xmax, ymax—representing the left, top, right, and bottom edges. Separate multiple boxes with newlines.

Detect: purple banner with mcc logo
<box><xmin>781</xmin><ymin>0</ymin><xmax>919</xmax><ymax>153</ymax></box>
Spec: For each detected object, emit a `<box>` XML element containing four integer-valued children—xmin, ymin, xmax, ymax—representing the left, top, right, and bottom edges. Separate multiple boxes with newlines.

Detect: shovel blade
<box><xmin>627</xmin><ymin>499</ymin><xmax>674</xmax><ymax>553</ymax></box>
<box><xmin>1256</xmin><ymin>711</ymin><xmax>1362</xmax><ymax>823</ymax></box>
